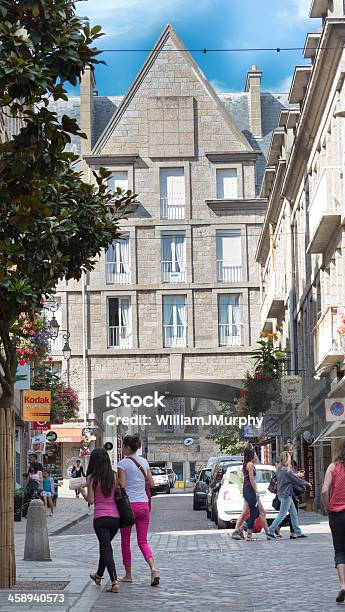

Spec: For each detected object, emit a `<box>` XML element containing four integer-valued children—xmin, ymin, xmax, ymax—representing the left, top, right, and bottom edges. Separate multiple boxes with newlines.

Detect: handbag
<box><xmin>268</xmin><ymin>473</ymin><xmax>277</xmax><ymax>494</ymax></box>
<box><xmin>272</xmin><ymin>495</ymin><xmax>280</xmax><ymax>511</ymax></box>
<box><xmin>69</xmin><ymin>476</ymin><xmax>87</xmax><ymax>490</ymax></box>
<box><xmin>292</xmin><ymin>481</ymin><xmax>306</xmax><ymax>497</ymax></box>
<box><xmin>127</xmin><ymin>456</ymin><xmax>157</xmax><ymax>511</ymax></box>
<box><xmin>243</xmin><ymin>512</ymin><xmax>264</xmax><ymax>533</ymax></box>
<box><xmin>113</xmin><ymin>473</ymin><xmax>135</xmax><ymax>528</ymax></box>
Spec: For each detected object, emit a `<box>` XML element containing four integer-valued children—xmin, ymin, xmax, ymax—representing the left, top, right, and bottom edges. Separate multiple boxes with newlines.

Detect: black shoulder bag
<box><xmin>113</xmin><ymin>473</ymin><xmax>135</xmax><ymax>528</ymax></box>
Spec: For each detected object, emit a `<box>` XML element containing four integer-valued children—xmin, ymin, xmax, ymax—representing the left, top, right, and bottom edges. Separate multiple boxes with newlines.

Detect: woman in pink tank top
<box><xmin>322</xmin><ymin>439</ymin><xmax>345</xmax><ymax>604</ymax></box>
<box><xmin>80</xmin><ymin>448</ymin><xmax>120</xmax><ymax>593</ymax></box>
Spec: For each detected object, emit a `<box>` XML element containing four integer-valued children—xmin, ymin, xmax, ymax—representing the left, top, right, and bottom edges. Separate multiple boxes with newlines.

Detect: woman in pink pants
<box><xmin>118</xmin><ymin>434</ymin><xmax>159</xmax><ymax>587</ymax></box>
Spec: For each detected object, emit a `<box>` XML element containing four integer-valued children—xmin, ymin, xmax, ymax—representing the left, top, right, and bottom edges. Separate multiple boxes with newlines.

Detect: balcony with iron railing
<box><xmin>313</xmin><ymin>306</ymin><xmax>344</xmax><ymax>374</ymax></box>
<box><xmin>219</xmin><ymin>323</ymin><xmax>243</xmax><ymax>347</ymax></box>
<box><xmin>307</xmin><ymin>167</ymin><xmax>344</xmax><ymax>254</ymax></box>
<box><xmin>217</xmin><ymin>260</ymin><xmax>242</xmax><ymax>283</ymax></box>
<box><xmin>106</xmin><ymin>263</ymin><xmax>131</xmax><ymax>285</ymax></box>
<box><xmin>160</xmin><ymin>197</ymin><xmax>185</xmax><ymax>220</ymax></box>
<box><xmin>163</xmin><ymin>324</ymin><xmax>187</xmax><ymax>348</ymax></box>
<box><xmin>161</xmin><ymin>261</ymin><xmax>186</xmax><ymax>283</ymax></box>
<box><xmin>108</xmin><ymin>326</ymin><xmax>132</xmax><ymax>349</ymax></box>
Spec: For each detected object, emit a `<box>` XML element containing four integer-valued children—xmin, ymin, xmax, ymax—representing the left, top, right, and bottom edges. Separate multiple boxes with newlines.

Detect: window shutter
<box><xmin>216</xmin><ymin>169</ymin><xmax>238</xmax><ymax>199</ymax></box>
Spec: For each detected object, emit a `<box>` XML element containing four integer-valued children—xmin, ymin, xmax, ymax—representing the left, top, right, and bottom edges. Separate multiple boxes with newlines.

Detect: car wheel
<box><xmin>217</xmin><ymin>517</ymin><xmax>229</xmax><ymax>530</ymax></box>
<box><xmin>193</xmin><ymin>497</ymin><xmax>200</xmax><ymax>511</ymax></box>
<box><xmin>206</xmin><ymin>500</ymin><xmax>211</xmax><ymax>518</ymax></box>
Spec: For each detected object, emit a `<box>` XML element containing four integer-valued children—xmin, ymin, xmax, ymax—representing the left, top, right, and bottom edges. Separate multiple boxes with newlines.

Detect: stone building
<box><xmin>256</xmin><ymin>0</ymin><xmax>345</xmax><ymax>508</ymax></box>
<box><xmin>49</xmin><ymin>25</ymin><xmax>288</xmax><ymax>477</ymax></box>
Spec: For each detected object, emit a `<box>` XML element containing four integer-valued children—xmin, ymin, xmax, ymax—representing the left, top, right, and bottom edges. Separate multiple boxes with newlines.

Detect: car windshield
<box><xmin>199</xmin><ymin>470</ymin><xmax>211</xmax><ymax>482</ymax></box>
<box><xmin>224</xmin><ymin>466</ymin><xmax>275</xmax><ymax>485</ymax></box>
<box><xmin>151</xmin><ymin>467</ymin><xmax>166</xmax><ymax>475</ymax></box>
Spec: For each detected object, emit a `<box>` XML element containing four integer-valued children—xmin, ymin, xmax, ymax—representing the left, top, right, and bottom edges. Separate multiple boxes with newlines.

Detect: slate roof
<box><xmin>49</xmin><ymin>90</ymin><xmax>291</xmax><ymax>194</ymax></box>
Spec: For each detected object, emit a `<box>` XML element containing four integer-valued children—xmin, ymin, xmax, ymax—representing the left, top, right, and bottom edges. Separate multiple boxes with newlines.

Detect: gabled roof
<box><xmin>92</xmin><ymin>23</ymin><xmax>254</xmax><ymax>155</ymax></box>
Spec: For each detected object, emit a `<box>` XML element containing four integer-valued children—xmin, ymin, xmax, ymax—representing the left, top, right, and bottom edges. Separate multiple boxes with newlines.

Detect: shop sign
<box><xmin>325</xmin><ymin>399</ymin><xmax>345</xmax><ymax>422</ymax></box>
<box><xmin>23</xmin><ymin>390</ymin><xmax>51</xmax><ymax>422</ymax></box>
<box><xmin>303</xmin><ymin>441</ymin><xmax>315</xmax><ymax>499</ymax></box>
<box><xmin>117</xmin><ymin>434</ymin><xmax>123</xmax><ymax>463</ymax></box>
<box><xmin>46</xmin><ymin>431</ymin><xmax>57</xmax><ymax>443</ymax></box>
<box><xmin>297</xmin><ymin>397</ymin><xmax>310</xmax><ymax>425</ymax></box>
<box><xmin>281</xmin><ymin>376</ymin><xmax>302</xmax><ymax>403</ymax></box>
<box><xmin>31</xmin><ymin>433</ymin><xmax>46</xmax><ymax>454</ymax></box>
<box><xmin>31</xmin><ymin>421</ymin><xmax>51</xmax><ymax>431</ymax></box>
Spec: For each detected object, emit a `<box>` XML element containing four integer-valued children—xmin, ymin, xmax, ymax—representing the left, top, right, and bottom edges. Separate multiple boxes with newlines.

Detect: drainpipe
<box><xmin>286</xmin><ymin>199</ymin><xmax>298</xmax><ymax>438</ymax></box>
<box><xmin>82</xmin><ymin>270</ymin><xmax>87</xmax><ymax>428</ymax></box>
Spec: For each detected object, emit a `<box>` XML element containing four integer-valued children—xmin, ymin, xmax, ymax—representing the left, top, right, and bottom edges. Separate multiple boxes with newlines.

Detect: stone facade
<box><xmin>50</xmin><ymin>25</ymin><xmax>288</xmax><ymax>474</ymax></box>
<box><xmin>256</xmin><ymin>1</ymin><xmax>345</xmax><ymax>508</ymax></box>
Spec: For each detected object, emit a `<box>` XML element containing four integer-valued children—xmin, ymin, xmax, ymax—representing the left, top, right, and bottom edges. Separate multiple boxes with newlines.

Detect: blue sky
<box><xmin>77</xmin><ymin>0</ymin><xmax>321</xmax><ymax>96</ymax></box>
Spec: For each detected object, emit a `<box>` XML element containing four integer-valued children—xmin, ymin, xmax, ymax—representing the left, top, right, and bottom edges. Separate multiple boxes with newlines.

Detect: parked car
<box><xmin>215</xmin><ymin>463</ymin><xmax>278</xmax><ymax>529</ymax></box>
<box><xmin>205</xmin><ymin>460</ymin><xmax>242</xmax><ymax>522</ymax></box>
<box><xmin>167</xmin><ymin>468</ymin><xmax>177</xmax><ymax>488</ymax></box>
<box><xmin>205</xmin><ymin>455</ymin><xmax>243</xmax><ymax>470</ymax></box>
<box><xmin>150</xmin><ymin>466</ymin><xmax>170</xmax><ymax>494</ymax></box>
<box><xmin>193</xmin><ymin>467</ymin><xmax>212</xmax><ymax>510</ymax></box>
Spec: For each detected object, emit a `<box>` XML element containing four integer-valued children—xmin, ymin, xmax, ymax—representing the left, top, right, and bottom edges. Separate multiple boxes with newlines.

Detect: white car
<box><xmin>151</xmin><ymin>467</ymin><xmax>170</xmax><ymax>494</ymax></box>
<box><xmin>216</xmin><ymin>463</ymin><xmax>278</xmax><ymax>529</ymax></box>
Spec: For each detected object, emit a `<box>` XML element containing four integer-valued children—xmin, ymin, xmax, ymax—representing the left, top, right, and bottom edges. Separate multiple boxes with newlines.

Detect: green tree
<box><xmin>208</xmin><ymin>403</ymin><xmax>245</xmax><ymax>455</ymax></box>
<box><xmin>0</xmin><ymin>1</ymin><xmax>135</xmax><ymax>587</ymax></box>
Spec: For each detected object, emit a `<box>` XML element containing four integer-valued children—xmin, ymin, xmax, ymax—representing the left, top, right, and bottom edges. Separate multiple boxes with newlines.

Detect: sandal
<box><xmin>151</xmin><ymin>576</ymin><xmax>160</xmax><ymax>587</ymax></box>
<box><xmin>90</xmin><ymin>573</ymin><xmax>102</xmax><ymax>586</ymax></box>
<box><xmin>106</xmin><ymin>580</ymin><xmax>120</xmax><ymax>593</ymax></box>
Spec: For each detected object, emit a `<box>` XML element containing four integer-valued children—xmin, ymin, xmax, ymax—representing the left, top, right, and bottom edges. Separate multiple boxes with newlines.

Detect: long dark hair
<box><xmin>86</xmin><ymin>448</ymin><xmax>115</xmax><ymax>497</ymax></box>
<box><xmin>335</xmin><ymin>439</ymin><xmax>345</xmax><ymax>468</ymax></box>
<box><xmin>243</xmin><ymin>443</ymin><xmax>255</xmax><ymax>468</ymax></box>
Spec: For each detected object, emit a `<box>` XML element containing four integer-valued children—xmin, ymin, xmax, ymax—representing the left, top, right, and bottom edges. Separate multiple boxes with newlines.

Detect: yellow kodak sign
<box><xmin>23</xmin><ymin>390</ymin><xmax>51</xmax><ymax>423</ymax></box>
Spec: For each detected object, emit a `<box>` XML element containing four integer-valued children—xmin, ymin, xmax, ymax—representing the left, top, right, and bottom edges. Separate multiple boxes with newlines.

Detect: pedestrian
<box><xmin>25</xmin><ymin>453</ymin><xmax>43</xmax><ymax>476</ymax></box>
<box><xmin>241</xmin><ymin>443</ymin><xmax>269</xmax><ymax>541</ymax></box>
<box><xmin>118</xmin><ymin>434</ymin><xmax>160</xmax><ymax>586</ymax></box>
<box><xmin>41</xmin><ymin>470</ymin><xmax>54</xmax><ymax>517</ymax></box>
<box><xmin>79</xmin><ymin>447</ymin><xmax>120</xmax><ymax>593</ymax></box>
<box><xmin>71</xmin><ymin>459</ymin><xmax>86</xmax><ymax>498</ymax></box>
<box><xmin>22</xmin><ymin>461</ymin><xmax>43</xmax><ymax>518</ymax></box>
<box><xmin>231</xmin><ymin>501</ymin><xmax>248</xmax><ymax>540</ymax></box>
<box><xmin>267</xmin><ymin>451</ymin><xmax>310</xmax><ymax>540</ymax></box>
<box><xmin>273</xmin><ymin>443</ymin><xmax>306</xmax><ymax>539</ymax></box>
<box><xmin>321</xmin><ymin>439</ymin><xmax>345</xmax><ymax>603</ymax></box>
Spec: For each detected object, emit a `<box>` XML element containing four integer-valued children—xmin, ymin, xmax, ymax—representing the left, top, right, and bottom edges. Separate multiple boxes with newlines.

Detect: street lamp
<box><xmin>62</xmin><ymin>332</ymin><xmax>72</xmax><ymax>362</ymax></box>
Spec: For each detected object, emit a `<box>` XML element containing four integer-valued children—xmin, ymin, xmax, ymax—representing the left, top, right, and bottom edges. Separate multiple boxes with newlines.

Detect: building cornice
<box><xmin>206</xmin><ymin>198</ymin><xmax>267</xmax><ymax>212</ymax></box>
<box><xmin>83</xmin><ymin>154</ymin><xmax>139</xmax><ymax>166</ymax></box>
<box><xmin>255</xmin><ymin>160</ymin><xmax>286</xmax><ymax>265</ymax></box>
<box><xmin>282</xmin><ymin>19</ymin><xmax>345</xmax><ymax>203</ymax></box>
<box><xmin>205</xmin><ymin>151</ymin><xmax>261</xmax><ymax>162</ymax></box>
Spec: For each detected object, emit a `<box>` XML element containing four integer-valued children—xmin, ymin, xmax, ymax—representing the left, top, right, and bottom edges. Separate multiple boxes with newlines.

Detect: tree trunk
<box><xmin>0</xmin><ymin>395</ymin><xmax>16</xmax><ymax>588</ymax></box>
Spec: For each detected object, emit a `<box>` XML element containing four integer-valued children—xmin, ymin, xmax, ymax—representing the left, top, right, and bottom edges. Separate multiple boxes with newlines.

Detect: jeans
<box><xmin>121</xmin><ymin>502</ymin><xmax>153</xmax><ymax>566</ymax></box>
<box><xmin>93</xmin><ymin>516</ymin><xmax>120</xmax><ymax>582</ymax></box>
<box><xmin>243</xmin><ymin>487</ymin><xmax>259</xmax><ymax>533</ymax></box>
<box><xmin>268</xmin><ymin>496</ymin><xmax>302</xmax><ymax>536</ymax></box>
<box><xmin>329</xmin><ymin>510</ymin><xmax>345</xmax><ymax>567</ymax></box>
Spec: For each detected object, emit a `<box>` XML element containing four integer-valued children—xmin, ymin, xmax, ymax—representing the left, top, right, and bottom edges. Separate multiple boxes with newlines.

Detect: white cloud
<box><xmin>276</xmin><ymin>0</ymin><xmax>313</xmax><ymax>26</ymax></box>
<box><xmin>80</xmin><ymin>0</ymin><xmax>211</xmax><ymax>40</ymax></box>
<box><xmin>271</xmin><ymin>74</ymin><xmax>293</xmax><ymax>93</ymax></box>
<box><xmin>210</xmin><ymin>79</ymin><xmax>231</xmax><ymax>93</ymax></box>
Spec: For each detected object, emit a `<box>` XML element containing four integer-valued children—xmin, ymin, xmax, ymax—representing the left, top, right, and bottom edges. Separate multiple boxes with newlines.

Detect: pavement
<box><xmin>0</xmin><ymin>492</ymin><xmax>342</xmax><ymax>612</ymax></box>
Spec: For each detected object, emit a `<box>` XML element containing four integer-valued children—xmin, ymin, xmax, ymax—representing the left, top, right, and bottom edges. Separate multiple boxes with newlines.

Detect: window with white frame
<box><xmin>163</xmin><ymin>295</ymin><xmax>187</xmax><ymax>347</ymax></box>
<box><xmin>108</xmin><ymin>171</ymin><xmax>129</xmax><ymax>196</ymax></box>
<box><xmin>106</xmin><ymin>235</ymin><xmax>131</xmax><ymax>284</ymax></box>
<box><xmin>161</xmin><ymin>233</ymin><xmax>186</xmax><ymax>283</ymax></box>
<box><xmin>107</xmin><ymin>297</ymin><xmax>131</xmax><ymax>348</ymax></box>
<box><xmin>160</xmin><ymin>168</ymin><xmax>185</xmax><ymax>219</ymax></box>
<box><xmin>218</xmin><ymin>294</ymin><xmax>241</xmax><ymax>346</ymax></box>
<box><xmin>216</xmin><ymin>230</ymin><xmax>242</xmax><ymax>282</ymax></box>
<box><xmin>216</xmin><ymin>168</ymin><xmax>238</xmax><ymax>199</ymax></box>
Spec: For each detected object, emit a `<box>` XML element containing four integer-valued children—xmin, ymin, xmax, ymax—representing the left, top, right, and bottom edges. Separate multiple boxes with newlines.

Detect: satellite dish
<box><xmin>303</xmin><ymin>431</ymin><xmax>313</xmax><ymax>443</ymax></box>
<box><xmin>184</xmin><ymin>438</ymin><xmax>194</xmax><ymax>446</ymax></box>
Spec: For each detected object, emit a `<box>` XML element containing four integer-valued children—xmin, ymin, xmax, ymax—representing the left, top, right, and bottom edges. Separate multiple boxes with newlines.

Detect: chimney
<box><xmin>245</xmin><ymin>65</ymin><xmax>262</xmax><ymax>139</ymax></box>
<box><xmin>80</xmin><ymin>66</ymin><xmax>95</xmax><ymax>156</ymax></box>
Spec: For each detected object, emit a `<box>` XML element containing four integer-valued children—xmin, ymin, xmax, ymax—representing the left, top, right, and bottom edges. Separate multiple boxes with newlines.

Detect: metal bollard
<box><xmin>24</xmin><ymin>499</ymin><xmax>52</xmax><ymax>561</ymax></box>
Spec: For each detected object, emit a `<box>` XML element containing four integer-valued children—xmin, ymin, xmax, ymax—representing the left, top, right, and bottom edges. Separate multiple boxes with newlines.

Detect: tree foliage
<box><xmin>0</xmin><ymin>0</ymin><xmax>136</xmax><ymax>396</ymax></box>
<box><xmin>208</xmin><ymin>402</ymin><xmax>245</xmax><ymax>455</ymax></box>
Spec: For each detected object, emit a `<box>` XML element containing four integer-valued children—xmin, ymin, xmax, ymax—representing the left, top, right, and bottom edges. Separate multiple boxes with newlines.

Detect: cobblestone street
<box><xmin>3</xmin><ymin>493</ymin><xmax>340</xmax><ymax>612</ymax></box>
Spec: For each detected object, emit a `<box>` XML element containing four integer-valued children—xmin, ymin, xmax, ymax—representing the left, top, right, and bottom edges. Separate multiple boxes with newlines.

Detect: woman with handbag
<box><xmin>79</xmin><ymin>448</ymin><xmax>121</xmax><ymax>593</ymax></box>
<box><xmin>241</xmin><ymin>443</ymin><xmax>270</xmax><ymax>541</ymax></box>
<box><xmin>267</xmin><ymin>451</ymin><xmax>311</xmax><ymax>540</ymax></box>
<box><xmin>322</xmin><ymin>439</ymin><xmax>345</xmax><ymax>604</ymax></box>
<box><xmin>118</xmin><ymin>434</ymin><xmax>160</xmax><ymax>586</ymax></box>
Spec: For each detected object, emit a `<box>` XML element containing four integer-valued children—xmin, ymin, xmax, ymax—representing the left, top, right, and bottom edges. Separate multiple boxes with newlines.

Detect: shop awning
<box><xmin>311</xmin><ymin>421</ymin><xmax>345</xmax><ymax>446</ymax></box>
<box><xmin>53</xmin><ymin>427</ymin><xmax>83</xmax><ymax>443</ymax></box>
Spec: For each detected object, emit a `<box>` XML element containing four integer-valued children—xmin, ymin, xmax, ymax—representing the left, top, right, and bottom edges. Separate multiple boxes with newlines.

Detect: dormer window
<box><xmin>216</xmin><ymin>168</ymin><xmax>238</xmax><ymax>199</ymax></box>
